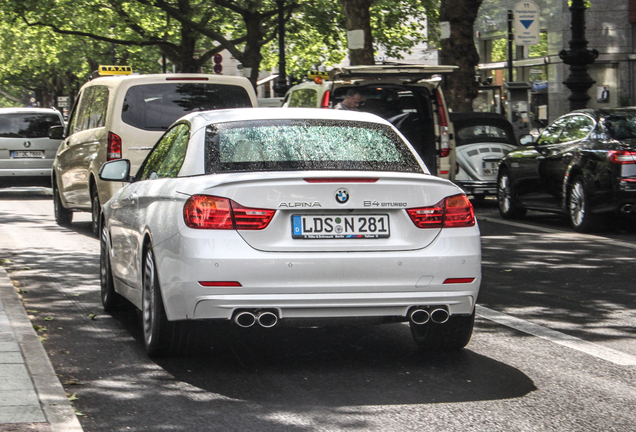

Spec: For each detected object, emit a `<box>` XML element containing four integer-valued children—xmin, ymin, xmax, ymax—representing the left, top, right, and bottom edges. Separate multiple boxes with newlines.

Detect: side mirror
<box><xmin>48</xmin><ymin>125</ymin><xmax>65</xmax><ymax>140</ymax></box>
<box><xmin>99</xmin><ymin>159</ymin><xmax>132</xmax><ymax>182</ymax></box>
<box><xmin>518</xmin><ymin>134</ymin><xmax>534</xmax><ymax>146</ymax></box>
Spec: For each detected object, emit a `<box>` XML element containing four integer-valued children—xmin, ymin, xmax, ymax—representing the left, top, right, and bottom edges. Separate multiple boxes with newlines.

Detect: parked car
<box><xmin>98</xmin><ymin>108</ymin><xmax>481</xmax><ymax>356</ymax></box>
<box><xmin>282</xmin><ymin>65</ymin><xmax>458</xmax><ymax>181</ymax></box>
<box><xmin>0</xmin><ymin>107</ymin><xmax>65</xmax><ymax>188</ymax></box>
<box><xmin>51</xmin><ymin>70</ymin><xmax>257</xmax><ymax>234</ymax></box>
<box><xmin>450</xmin><ymin>112</ymin><xmax>518</xmax><ymax>199</ymax></box>
<box><xmin>497</xmin><ymin>108</ymin><xmax>636</xmax><ymax>232</ymax></box>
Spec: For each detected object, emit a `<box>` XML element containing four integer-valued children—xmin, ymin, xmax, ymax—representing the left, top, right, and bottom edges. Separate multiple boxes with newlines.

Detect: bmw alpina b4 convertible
<box><xmin>99</xmin><ymin>108</ymin><xmax>481</xmax><ymax>356</ymax></box>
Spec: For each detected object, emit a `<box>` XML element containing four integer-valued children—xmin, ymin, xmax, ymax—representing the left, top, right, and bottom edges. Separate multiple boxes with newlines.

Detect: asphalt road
<box><xmin>0</xmin><ymin>188</ymin><xmax>635</xmax><ymax>432</ymax></box>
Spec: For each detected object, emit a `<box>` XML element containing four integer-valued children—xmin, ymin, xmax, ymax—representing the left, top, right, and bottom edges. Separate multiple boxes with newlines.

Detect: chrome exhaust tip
<box><xmin>234</xmin><ymin>311</ymin><xmax>256</xmax><ymax>328</ymax></box>
<box><xmin>621</xmin><ymin>204</ymin><xmax>634</xmax><ymax>214</ymax></box>
<box><xmin>430</xmin><ymin>308</ymin><xmax>450</xmax><ymax>324</ymax></box>
<box><xmin>409</xmin><ymin>308</ymin><xmax>431</xmax><ymax>325</ymax></box>
<box><xmin>257</xmin><ymin>311</ymin><xmax>278</xmax><ymax>328</ymax></box>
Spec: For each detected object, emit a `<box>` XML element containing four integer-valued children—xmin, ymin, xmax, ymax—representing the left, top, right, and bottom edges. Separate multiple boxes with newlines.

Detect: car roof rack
<box><xmin>329</xmin><ymin>64</ymin><xmax>457</xmax><ymax>80</ymax></box>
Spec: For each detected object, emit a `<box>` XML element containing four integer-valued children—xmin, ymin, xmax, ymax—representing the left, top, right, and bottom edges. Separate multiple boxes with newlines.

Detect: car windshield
<box><xmin>122</xmin><ymin>83</ymin><xmax>253</xmax><ymax>131</ymax></box>
<box><xmin>0</xmin><ymin>113</ymin><xmax>62</xmax><ymax>138</ymax></box>
<box><xmin>204</xmin><ymin>119</ymin><xmax>424</xmax><ymax>174</ymax></box>
<box><xmin>605</xmin><ymin>115</ymin><xmax>636</xmax><ymax>140</ymax></box>
<box><xmin>455</xmin><ymin>124</ymin><xmax>514</xmax><ymax>146</ymax></box>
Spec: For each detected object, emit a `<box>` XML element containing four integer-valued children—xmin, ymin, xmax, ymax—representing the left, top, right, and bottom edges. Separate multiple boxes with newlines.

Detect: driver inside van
<box><xmin>334</xmin><ymin>89</ymin><xmax>362</xmax><ymax>111</ymax></box>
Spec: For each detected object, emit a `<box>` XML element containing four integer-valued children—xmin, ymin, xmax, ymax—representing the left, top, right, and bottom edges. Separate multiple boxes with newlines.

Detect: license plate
<box><xmin>482</xmin><ymin>161</ymin><xmax>498</xmax><ymax>175</ymax></box>
<box><xmin>11</xmin><ymin>150</ymin><xmax>45</xmax><ymax>159</ymax></box>
<box><xmin>292</xmin><ymin>214</ymin><xmax>390</xmax><ymax>239</ymax></box>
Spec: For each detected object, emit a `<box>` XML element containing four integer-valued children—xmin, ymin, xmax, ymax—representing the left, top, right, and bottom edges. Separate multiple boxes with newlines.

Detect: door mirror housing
<box><xmin>99</xmin><ymin>159</ymin><xmax>132</xmax><ymax>182</ymax></box>
<box><xmin>518</xmin><ymin>134</ymin><xmax>535</xmax><ymax>146</ymax></box>
<box><xmin>48</xmin><ymin>125</ymin><xmax>65</xmax><ymax>140</ymax></box>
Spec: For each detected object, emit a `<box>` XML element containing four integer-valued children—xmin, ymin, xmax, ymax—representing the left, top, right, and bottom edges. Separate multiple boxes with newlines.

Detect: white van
<box><xmin>283</xmin><ymin>65</ymin><xmax>457</xmax><ymax>181</ymax></box>
<box><xmin>51</xmin><ymin>72</ymin><xmax>257</xmax><ymax>233</ymax></box>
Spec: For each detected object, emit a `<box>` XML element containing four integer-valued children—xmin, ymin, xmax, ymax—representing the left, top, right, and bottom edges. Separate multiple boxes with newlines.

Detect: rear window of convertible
<box><xmin>204</xmin><ymin>119</ymin><xmax>424</xmax><ymax>174</ymax></box>
<box><xmin>122</xmin><ymin>83</ymin><xmax>253</xmax><ymax>131</ymax></box>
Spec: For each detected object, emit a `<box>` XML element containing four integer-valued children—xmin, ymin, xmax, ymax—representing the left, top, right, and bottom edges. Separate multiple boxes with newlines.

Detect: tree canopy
<box><xmin>0</xmin><ymin>0</ymin><xmax>453</xmax><ymax>108</ymax></box>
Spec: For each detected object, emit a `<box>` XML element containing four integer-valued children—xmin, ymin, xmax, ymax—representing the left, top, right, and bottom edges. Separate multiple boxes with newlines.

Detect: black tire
<box><xmin>100</xmin><ymin>222</ymin><xmax>125</xmax><ymax>312</ymax></box>
<box><xmin>568</xmin><ymin>176</ymin><xmax>599</xmax><ymax>233</ymax></box>
<box><xmin>90</xmin><ymin>184</ymin><xmax>101</xmax><ymax>237</ymax></box>
<box><xmin>497</xmin><ymin>170</ymin><xmax>527</xmax><ymax>219</ymax></box>
<box><xmin>410</xmin><ymin>310</ymin><xmax>475</xmax><ymax>351</ymax></box>
<box><xmin>53</xmin><ymin>181</ymin><xmax>73</xmax><ymax>226</ymax></box>
<box><xmin>142</xmin><ymin>246</ymin><xmax>191</xmax><ymax>357</ymax></box>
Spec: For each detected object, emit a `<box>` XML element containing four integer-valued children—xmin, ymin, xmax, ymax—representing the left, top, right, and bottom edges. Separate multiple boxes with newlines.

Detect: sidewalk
<box><xmin>0</xmin><ymin>266</ymin><xmax>83</xmax><ymax>432</ymax></box>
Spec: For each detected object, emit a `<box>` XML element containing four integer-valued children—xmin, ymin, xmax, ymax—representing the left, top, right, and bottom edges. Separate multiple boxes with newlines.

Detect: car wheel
<box><xmin>568</xmin><ymin>176</ymin><xmax>598</xmax><ymax>233</ymax></box>
<box><xmin>53</xmin><ymin>181</ymin><xmax>73</xmax><ymax>226</ymax></box>
<box><xmin>497</xmin><ymin>170</ymin><xmax>526</xmax><ymax>219</ymax></box>
<box><xmin>142</xmin><ymin>246</ymin><xmax>190</xmax><ymax>356</ymax></box>
<box><xmin>410</xmin><ymin>311</ymin><xmax>475</xmax><ymax>351</ymax></box>
<box><xmin>91</xmin><ymin>184</ymin><xmax>101</xmax><ymax>236</ymax></box>
<box><xmin>100</xmin><ymin>222</ymin><xmax>125</xmax><ymax>312</ymax></box>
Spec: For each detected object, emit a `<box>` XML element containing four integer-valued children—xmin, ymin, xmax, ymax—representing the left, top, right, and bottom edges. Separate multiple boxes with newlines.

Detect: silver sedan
<box><xmin>99</xmin><ymin>108</ymin><xmax>482</xmax><ymax>356</ymax></box>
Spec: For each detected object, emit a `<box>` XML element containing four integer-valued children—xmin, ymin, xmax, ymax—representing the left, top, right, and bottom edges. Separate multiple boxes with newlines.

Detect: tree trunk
<box><xmin>241</xmin><ymin>13</ymin><xmax>265</xmax><ymax>88</ymax></box>
<box><xmin>340</xmin><ymin>0</ymin><xmax>375</xmax><ymax>65</ymax></box>
<box><xmin>439</xmin><ymin>0</ymin><xmax>483</xmax><ymax>112</ymax></box>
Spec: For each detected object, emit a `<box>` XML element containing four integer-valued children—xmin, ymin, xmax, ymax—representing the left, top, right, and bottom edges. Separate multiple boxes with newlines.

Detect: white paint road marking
<box><xmin>477</xmin><ymin>305</ymin><xmax>636</xmax><ymax>366</ymax></box>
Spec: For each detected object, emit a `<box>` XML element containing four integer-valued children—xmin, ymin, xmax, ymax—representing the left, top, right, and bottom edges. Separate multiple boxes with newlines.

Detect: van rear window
<box><xmin>122</xmin><ymin>83</ymin><xmax>253</xmax><ymax>131</ymax></box>
<box><xmin>0</xmin><ymin>113</ymin><xmax>62</xmax><ymax>138</ymax></box>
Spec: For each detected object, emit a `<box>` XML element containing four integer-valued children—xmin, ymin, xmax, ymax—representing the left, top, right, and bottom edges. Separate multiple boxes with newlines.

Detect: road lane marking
<box><xmin>478</xmin><ymin>216</ymin><xmax>636</xmax><ymax>251</ymax></box>
<box><xmin>476</xmin><ymin>305</ymin><xmax>636</xmax><ymax>366</ymax></box>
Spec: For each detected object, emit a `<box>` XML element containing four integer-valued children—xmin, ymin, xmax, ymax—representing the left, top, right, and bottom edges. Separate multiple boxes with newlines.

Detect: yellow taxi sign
<box><xmin>98</xmin><ymin>65</ymin><xmax>133</xmax><ymax>76</ymax></box>
<box><xmin>308</xmin><ymin>70</ymin><xmax>330</xmax><ymax>80</ymax></box>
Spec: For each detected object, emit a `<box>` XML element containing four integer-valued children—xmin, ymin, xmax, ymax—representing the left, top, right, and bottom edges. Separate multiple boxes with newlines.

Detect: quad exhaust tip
<box><xmin>409</xmin><ymin>307</ymin><xmax>450</xmax><ymax>325</ymax></box>
<box><xmin>233</xmin><ymin>310</ymin><xmax>279</xmax><ymax>328</ymax></box>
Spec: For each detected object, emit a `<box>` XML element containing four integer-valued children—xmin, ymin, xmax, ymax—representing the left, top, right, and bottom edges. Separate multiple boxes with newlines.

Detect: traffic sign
<box><xmin>514</xmin><ymin>1</ymin><xmax>540</xmax><ymax>46</ymax></box>
<box><xmin>213</xmin><ymin>64</ymin><xmax>223</xmax><ymax>74</ymax></box>
<box><xmin>213</xmin><ymin>54</ymin><xmax>223</xmax><ymax>64</ymax></box>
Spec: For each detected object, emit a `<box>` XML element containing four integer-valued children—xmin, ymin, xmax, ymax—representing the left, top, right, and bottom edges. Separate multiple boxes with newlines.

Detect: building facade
<box><xmin>475</xmin><ymin>0</ymin><xmax>634</xmax><ymax>126</ymax></box>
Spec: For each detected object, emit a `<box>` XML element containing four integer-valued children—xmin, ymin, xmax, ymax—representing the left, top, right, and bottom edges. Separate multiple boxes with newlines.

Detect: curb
<box><xmin>0</xmin><ymin>266</ymin><xmax>83</xmax><ymax>432</ymax></box>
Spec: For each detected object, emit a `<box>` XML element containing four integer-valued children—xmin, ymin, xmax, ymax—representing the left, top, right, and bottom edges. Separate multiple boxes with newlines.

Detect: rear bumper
<box><xmin>0</xmin><ymin>169</ymin><xmax>52</xmax><ymax>187</ymax></box>
<box><xmin>456</xmin><ymin>180</ymin><xmax>497</xmax><ymax>196</ymax></box>
<box><xmin>153</xmin><ymin>226</ymin><xmax>482</xmax><ymax>322</ymax></box>
<box><xmin>0</xmin><ymin>168</ymin><xmax>52</xmax><ymax>177</ymax></box>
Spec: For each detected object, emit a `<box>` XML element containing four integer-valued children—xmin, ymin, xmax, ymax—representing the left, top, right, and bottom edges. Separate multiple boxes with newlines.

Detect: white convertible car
<box><xmin>99</xmin><ymin>108</ymin><xmax>481</xmax><ymax>356</ymax></box>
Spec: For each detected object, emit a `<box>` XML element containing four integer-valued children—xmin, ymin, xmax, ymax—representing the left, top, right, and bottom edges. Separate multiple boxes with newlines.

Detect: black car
<box><xmin>497</xmin><ymin>108</ymin><xmax>636</xmax><ymax>232</ymax></box>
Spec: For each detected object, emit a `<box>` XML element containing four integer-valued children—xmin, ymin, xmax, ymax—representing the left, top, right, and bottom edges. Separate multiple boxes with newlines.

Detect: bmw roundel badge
<box><xmin>336</xmin><ymin>189</ymin><xmax>349</xmax><ymax>204</ymax></box>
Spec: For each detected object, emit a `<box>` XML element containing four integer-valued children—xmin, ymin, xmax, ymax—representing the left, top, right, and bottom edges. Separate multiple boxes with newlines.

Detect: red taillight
<box><xmin>107</xmin><ymin>132</ymin><xmax>122</xmax><ymax>161</ymax></box>
<box><xmin>198</xmin><ymin>281</ymin><xmax>242</xmax><ymax>287</ymax></box>
<box><xmin>183</xmin><ymin>195</ymin><xmax>275</xmax><ymax>230</ymax></box>
<box><xmin>303</xmin><ymin>178</ymin><xmax>378</xmax><ymax>183</ymax></box>
<box><xmin>443</xmin><ymin>278</ymin><xmax>476</xmax><ymax>284</ymax></box>
<box><xmin>407</xmin><ymin>194</ymin><xmax>475</xmax><ymax>229</ymax></box>
<box><xmin>609</xmin><ymin>150</ymin><xmax>636</xmax><ymax>164</ymax></box>
<box><xmin>320</xmin><ymin>90</ymin><xmax>331</xmax><ymax>108</ymax></box>
<box><xmin>436</xmin><ymin>91</ymin><xmax>450</xmax><ymax>158</ymax></box>
<box><xmin>165</xmin><ymin>77</ymin><xmax>209</xmax><ymax>81</ymax></box>
<box><xmin>231</xmin><ymin>201</ymin><xmax>276</xmax><ymax>230</ymax></box>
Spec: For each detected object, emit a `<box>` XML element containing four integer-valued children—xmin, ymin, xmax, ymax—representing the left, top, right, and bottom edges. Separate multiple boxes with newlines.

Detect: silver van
<box><xmin>51</xmin><ymin>72</ymin><xmax>258</xmax><ymax>233</ymax></box>
<box><xmin>0</xmin><ymin>107</ymin><xmax>64</xmax><ymax>188</ymax></box>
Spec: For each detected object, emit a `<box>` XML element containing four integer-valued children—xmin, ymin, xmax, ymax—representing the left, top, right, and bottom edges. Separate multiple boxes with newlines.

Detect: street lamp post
<box><xmin>559</xmin><ymin>0</ymin><xmax>598</xmax><ymax>111</ymax></box>
<box><xmin>273</xmin><ymin>0</ymin><xmax>289</xmax><ymax>97</ymax></box>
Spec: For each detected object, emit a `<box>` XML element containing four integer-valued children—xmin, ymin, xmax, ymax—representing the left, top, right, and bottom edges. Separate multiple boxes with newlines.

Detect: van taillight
<box><xmin>320</xmin><ymin>90</ymin><xmax>331</xmax><ymax>108</ymax></box>
<box><xmin>609</xmin><ymin>150</ymin><xmax>636</xmax><ymax>164</ymax></box>
<box><xmin>407</xmin><ymin>194</ymin><xmax>475</xmax><ymax>229</ymax></box>
<box><xmin>107</xmin><ymin>132</ymin><xmax>122</xmax><ymax>161</ymax></box>
<box><xmin>184</xmin><ymin>195</ymin><xmax>275</xmax><ymax>230</ymax></box>
<box><xmin>436</xmin><ymin>91</ymin><xmax>450</xmax><ymax>158</ymax></box>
